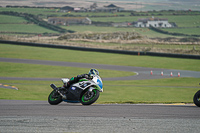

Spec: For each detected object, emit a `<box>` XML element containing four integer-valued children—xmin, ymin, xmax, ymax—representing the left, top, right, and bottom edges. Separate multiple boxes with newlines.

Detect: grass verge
<box><xmin>0</xmin><ymin>78</ymin><xmax>199</xmax><ymax>103</ymax></box>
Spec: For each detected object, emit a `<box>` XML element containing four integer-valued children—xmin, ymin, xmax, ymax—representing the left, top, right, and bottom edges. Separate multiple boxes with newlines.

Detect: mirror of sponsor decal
<box><xmin>71</xmin><ymin>87</ymin><xmax>76</xmax><ymax>90</ymax></box>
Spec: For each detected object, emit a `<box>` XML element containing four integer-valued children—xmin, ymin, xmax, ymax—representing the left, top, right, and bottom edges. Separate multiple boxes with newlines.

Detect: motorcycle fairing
<box><xmin>66</xmin><ymin>80</ymin><xmax>101</xmax><ymax>100</ymax></box>
<box><xmin>62</xmin><ymin>99</ymin><xmax>80</xmax><ymax>103</ymax></box>
<box><xmin>67</xmin><ymin>86</ymin><xmax>83</xmax><ymax>100</ymax></box>
<box><xmin>73</xmin><ymin>81</ymin><xmax>97</xmax><ymax>90</ymax></box>
<box><xmin>92</xmin><ymin>75</ymin><xmax>103</xmax><ymax>92</ymax></box>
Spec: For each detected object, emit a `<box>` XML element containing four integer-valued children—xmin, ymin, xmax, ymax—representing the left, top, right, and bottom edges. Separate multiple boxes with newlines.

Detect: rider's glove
<box><xmin>85</xmin><ymin>74</ymin><xmax>93</xmax><ymax>80</ymax></box>
<box><xmin>85</xmin><ymin>74</ymin><xmax>89</xmax><ymax>79</ymax></box>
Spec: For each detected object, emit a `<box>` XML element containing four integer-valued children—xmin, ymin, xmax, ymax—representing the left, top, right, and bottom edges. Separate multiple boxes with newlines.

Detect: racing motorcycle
<box><xmin>193</xmin><ymin>90</ymin><xmax>200</xmax><ymax>107</ymax></box>
<box><xmin>48</xmin><ymin>74</ymin><xmax>103</xmax><ymax>105</ymax></box>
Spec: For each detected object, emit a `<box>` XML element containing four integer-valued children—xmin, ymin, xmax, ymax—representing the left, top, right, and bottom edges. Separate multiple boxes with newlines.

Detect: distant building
<box><xmin>112</xmin><ymin>22</ymin><xmax>132</xmax><ymax>27</ymax></box>
<box><xmin>48</xmin><ymin>17</ymin><xmax>92</xmax><ymax>25</ymax></box>
<box><xmin>60</xmin><ymin>3</ymin><xmax>124</xmax><ymax>13</ymax></box>
<box><xmin>89</xmin><ymin>3</ymin><xmax>124</xmax><ymax>12</ymax></box>
<box><xmin>74</xmin><ymin>7</ymin><xmax>87</xmax><ymax>12</ymax></box>
<box><xmin>133</xmin><ymin>17</ymin><xmax>173</xmax><ymax>28</ymax></box>
<box><xmin>60</xmin><ymin>6</ymin><xmax>74</xmax><ymax>12</ymax></box>
<box><xmin>103</xmin><ymin>4</ymin><xmax>124</xmax><ymax>12</ymax></box>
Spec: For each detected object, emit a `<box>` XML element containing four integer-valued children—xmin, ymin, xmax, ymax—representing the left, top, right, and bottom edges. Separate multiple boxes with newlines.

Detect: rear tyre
<box><xmin>193</xmin><ymin>90</ymin><xmax>200</xmax><ymax>107</ymax></box>
<box><xmin>48</xmin><ymin>90</ymin><xmax>62</xmax><ymax>105</ymax></box>
<box><xmin>80</xmin><ymin>89</ymin><xmax>100</xmax><ymax>105</ymax></box>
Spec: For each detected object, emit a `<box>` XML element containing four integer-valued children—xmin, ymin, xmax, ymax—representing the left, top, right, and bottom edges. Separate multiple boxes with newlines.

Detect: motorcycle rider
<box><xmin>64</xmin><ymin>68</ymin><xmax>99</xmax><ymax>89</ymax></box>
<box><xmin>53</xmin><ymin>69</ymin><xmax>99</xmax><ymax>99</ymax></box>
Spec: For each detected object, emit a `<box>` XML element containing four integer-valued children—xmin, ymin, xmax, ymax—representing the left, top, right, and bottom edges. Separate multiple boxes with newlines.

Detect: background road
<box><xmin>1</xmin><ymin>57</ymin><xmax>200</xmax><ymax>81</ymax></box>
<box><xmin>0</xmin><ymin>100</ymin><xmax>200</xmax><ymax>133</ymax></box>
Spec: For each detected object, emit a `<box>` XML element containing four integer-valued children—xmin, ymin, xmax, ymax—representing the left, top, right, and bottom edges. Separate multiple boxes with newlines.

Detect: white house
<box><xmin>133</xmin><ymin>17</ymin><xmax>172</xmax><ymax>28</ymax></box>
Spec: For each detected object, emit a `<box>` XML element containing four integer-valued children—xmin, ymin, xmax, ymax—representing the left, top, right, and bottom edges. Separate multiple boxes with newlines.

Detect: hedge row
<box><xmin>150</xmin><ymin>26</ymin><xmax>200</xmax><ymax>38</ymax></box>
<box><xmin>0</xmin><ymin>31</ymin><xmax>60</xmax><ymax>36</ymax></box>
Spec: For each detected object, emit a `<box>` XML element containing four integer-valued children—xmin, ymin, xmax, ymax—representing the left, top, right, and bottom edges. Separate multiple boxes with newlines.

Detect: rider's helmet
<box><xmin>89</xmin><ymin>69</ymin><xmax>99</xmax><ymax>76</ymax></box>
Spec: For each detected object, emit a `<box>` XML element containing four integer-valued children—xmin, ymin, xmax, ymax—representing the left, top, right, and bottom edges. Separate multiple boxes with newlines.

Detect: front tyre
<box><xmin>193</xmin><ymin>90</ymin><xmax>200</xmax><ymax>107</ymax></box>
<box><xmin>48</xmin><ymin>90</ymin><xmax>62</xmax><ymax>105</ymax></box>
<box><xmin>81</xmin><ymin>89</ymin><xmax>100</xmax><ymax>105</ymax></box>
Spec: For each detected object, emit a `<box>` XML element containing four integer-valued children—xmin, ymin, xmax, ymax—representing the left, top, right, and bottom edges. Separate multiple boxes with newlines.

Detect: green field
<box><xmin>0</xmin><ymin>14</ymin><xmax>59</xmax><ymax>34</ymax></box>
<box><xmin>166</xmin><ymin>15</ymin><xmax>200</xmax><ymax>27</ymax></box>
<box><xmin>0</xmin><ymin>43</ymin><xmax>199</xmax><ymax>103</ymax></box>
<box><xmin>0</xmin><ymin>14</ymin><xmax>27</xmax><ymax>23</ymax></box>
<box><xmin>162</xmin><ymin>27</ymin><xmax>200</xmax><ymax>35</ymax></box>
<box><xmin>0</xmin><ymin>24</ymin><xmax>59</xmax><ymax>34</ymax></box>
<box><xmin>1</xmin><ymin>7</ymin><xmax>200</xmax><ymax>37</ymax></box>
<box><xmin>0</xmin><ymin>7</ymin><xmax>60</xmax><ymax>17</ymax></box>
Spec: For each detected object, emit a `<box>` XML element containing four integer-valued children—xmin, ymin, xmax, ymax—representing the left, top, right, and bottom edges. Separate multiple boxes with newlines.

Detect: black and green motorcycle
<box><xmin>48</xmin><ymin>75</ymin><xmax>103</xmax><ymax>106</ymax></box>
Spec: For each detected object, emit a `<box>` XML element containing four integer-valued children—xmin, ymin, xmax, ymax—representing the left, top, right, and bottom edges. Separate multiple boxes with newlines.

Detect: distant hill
<box><xmin>0</xmin><ymin>0</ymin><xmax>200</xmax><ymax>11</ymax></box>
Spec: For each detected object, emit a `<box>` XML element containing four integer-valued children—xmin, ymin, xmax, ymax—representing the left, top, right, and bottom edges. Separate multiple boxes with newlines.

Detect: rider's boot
<box><xmin>64</xmin><ymin>82</ymin><xmax>71</xmax><ymax>91</ymax></box>
<box><xmin>60</xmin><ymin>83</ymin><xmax>70</xmax><ymax>100</ymax></box>
<box><xmin>59</xmin><ymin>87</ymin><xmax>67</xmax><ymax>100</ymax></box>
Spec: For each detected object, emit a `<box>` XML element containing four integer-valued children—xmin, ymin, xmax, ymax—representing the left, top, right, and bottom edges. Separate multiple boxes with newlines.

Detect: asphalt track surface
<box><xmin>1</xmin><ymin>57</ymin><xmax>200</xmax><ymax>81</ymax></box>
<box><xmin>1</xmin><ymin>57</ymin><xmax>200</xmax><ymax>132</ymax></box>
<box><xmin>0</xmin><ymin>100</ymin><xmax>200</xmax><ymax>133</ymax></box>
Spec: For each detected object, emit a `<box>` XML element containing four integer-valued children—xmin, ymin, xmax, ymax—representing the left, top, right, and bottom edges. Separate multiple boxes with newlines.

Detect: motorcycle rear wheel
<box><xmin>193</xmin><ymin>90</ymin><xmax>200</xmax><ymax>107</ymax></box>
<box><xmin>48</xmin><ymin>90</ymin><xmax>62</xmax><ymax>105</ymax></box>
<box><xmin>80</xmin><ymin>89</ymin><xmax>100</xmax><ymax>105</ymax></box>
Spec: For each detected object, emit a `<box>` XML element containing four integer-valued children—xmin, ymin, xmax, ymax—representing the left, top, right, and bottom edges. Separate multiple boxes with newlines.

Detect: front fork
<box><xmin>50</xmin><ymin>84</ymin><xmax>67</xmax><ymax>99</ymax></box>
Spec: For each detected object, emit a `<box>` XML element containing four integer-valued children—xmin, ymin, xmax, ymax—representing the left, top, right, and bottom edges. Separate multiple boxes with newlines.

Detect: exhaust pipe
<box><xmin>50</xmin><ymin>84</ymin><xmax>58</xmax><ymax>90</ymax></box>
<box><xmin>50</xmin><ymin>84</ymin><xmax>67</xmax><ymax>99</ymax></box>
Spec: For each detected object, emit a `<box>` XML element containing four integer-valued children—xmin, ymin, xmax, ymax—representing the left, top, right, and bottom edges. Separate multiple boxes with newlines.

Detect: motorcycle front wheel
<box><xmin>80</xmin><ymin>89</ymin><xmax>100</xmax><ymax>105</ymax></box>
<box><xmin>193</xmin><ymin>90</ymin><xmax>200</xmax><ymax>107</ymax></box>
<box><xmin>48</xmin><ymin>90</ymin><xmax>62</xmax><ymax>105</ymax></box>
